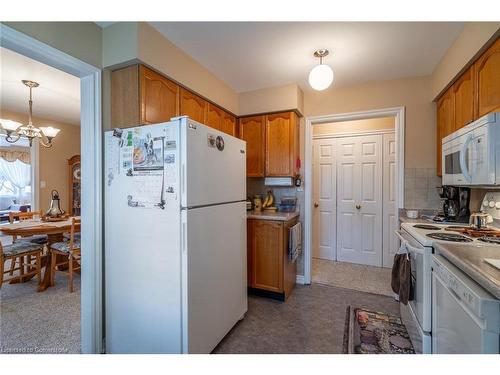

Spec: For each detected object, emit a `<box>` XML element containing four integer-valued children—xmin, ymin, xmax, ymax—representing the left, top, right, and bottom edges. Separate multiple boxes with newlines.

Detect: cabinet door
<box><xmin>247</xmin><ymin>220</ymin><xmax>254</xmax><ymax>287</ymax></box>
<box><xmin>111</xmin><ymin>65</ymin><xmax>140</xmax><ymax>128</ymax></box>
<box><xmin>251</xmin><ymin>220</ymin><xmax>283</xmax><ymax>293</ymax></box>
<box><xmin>265</xmin><ymin>112</ymin><xmax>298</xmax><ymax>177</ymax></box>
<box><xmin>474</xmin><ymin>38</ymin><xmax>500</xmax><ymax>118</ymax></box>
<box><xmin>205</xmin><ymin>103</ymin><xmax>223</xmax><ymax>131</ymax></box>
<box><xmin>179</xmin><ymin>88</ymin><xmax>208</xmax><ymax>123</ymax></box>
<box><xmin>239</xmin><ymin>115</ymin><xmax>265</xmax><ymax>177</ymax></box>
<box><xmin>139</xmin><ymin>65</ymin><xmax>179</xmax><ymax>124</ymax></box>
<box><xmin>221</xmin><ymin>112</ymin><xmax>237</xmax><ymax>137</ymax></box>
<box><xmin>453</xmin><ymin>66</ymin><xmax>474</xmax><ymax>130</ymax></box>
<box><xmin>436</xmin><ymin>88</ymin><xmax>454</xmax><ymax>176</ymax></box>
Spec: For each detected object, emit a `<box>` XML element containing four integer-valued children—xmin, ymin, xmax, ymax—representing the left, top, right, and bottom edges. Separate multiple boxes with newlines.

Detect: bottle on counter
<box><xmin>253</xmin><ymin>195</ymin><xmax>263</xmax><ymax>212</ymax></box>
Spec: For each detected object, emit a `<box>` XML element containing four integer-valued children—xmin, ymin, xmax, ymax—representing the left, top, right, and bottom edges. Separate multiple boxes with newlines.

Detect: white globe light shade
<box><xmin>308</xmin><ymin>64</ymin><xmax>334</xmax><ymax>91</ymax></box>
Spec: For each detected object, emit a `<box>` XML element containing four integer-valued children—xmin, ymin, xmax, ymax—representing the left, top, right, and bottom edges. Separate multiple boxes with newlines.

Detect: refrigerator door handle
<box><xmin>181</xmin><ymin>163</ymin><xmax>186</xmax><ymax>195</ymax></box>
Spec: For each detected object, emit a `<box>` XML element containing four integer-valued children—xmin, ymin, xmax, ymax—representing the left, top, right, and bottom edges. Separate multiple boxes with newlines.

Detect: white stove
<box><xmin>401</xmin><ymin>222</ymin><xmax>500</xmax><ymax>248</ymax></box>
<box><xmin>398</xmin><ymin>191</ymin><xmax>500</xmax><ymax>354</ymax></box>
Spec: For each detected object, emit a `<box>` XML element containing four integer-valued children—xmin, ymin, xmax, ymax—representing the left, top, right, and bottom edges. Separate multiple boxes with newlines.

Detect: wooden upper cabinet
<box><xmin>221</xmin><ymin>112</ymin><xmax>237</xmax><ymax>137</ymax></box>
<box><xmin>111</xmin><ymin>65</ymin><xmax>141</xmax><ymax>128</ymax></box>
<box><xmin>239</xmin><ymin>115</ymin><xmax>265</xmax><ymax>177</ymax></box>
<box><xmin>205</xmin><ymin>103</ymin><xmax>223</xmax><ymax>131</ymax></box>
<box><xmin>111</xmin><ymin>65</ymin><xmax>179</xmax><ymax>128</ymax></box>
<box><xmin>139</xmin><ymin>65</ymin><xmax>179</xmax><ymax>125</ymax></box>
<box><xmin>474</xmin><ymin>38</ymin><xmax>500</xmax><ymax>118</ymax></box>
<box><xmin>438</xmin><ymin>88</ymin><xmax>455</xmax><ymax>137</ymax></box>
<box><xmin>265</xmin><ymin>112</ymin><xmax>299</xmax><ymax>177</ymax></box>
<box><xmin>453</xmin><ymin>66</ymin><xmax>474</xmax><ymax>130</ymax></box>
<box><xmin>437</xmin><ymin>88</ymin><xmax>454</xmax><ymax>176</ymax></box>
<box><xmin>179</xmin><ymin>88</ymin><xmax>207</xmax><ymax>124</ymax></box>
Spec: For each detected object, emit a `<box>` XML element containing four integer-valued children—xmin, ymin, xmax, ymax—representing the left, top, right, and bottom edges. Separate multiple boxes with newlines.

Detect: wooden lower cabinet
<box><xmin>247</xmin><ymin>217</ymin><xmax>297</xmax><ymax>300</ymax></box>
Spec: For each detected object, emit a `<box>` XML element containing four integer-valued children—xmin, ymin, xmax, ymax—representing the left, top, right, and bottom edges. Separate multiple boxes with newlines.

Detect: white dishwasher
<box><xmin>432</xmin><ymin>254</ymin><xmax>500</xmax><ymax>354</ymax></box>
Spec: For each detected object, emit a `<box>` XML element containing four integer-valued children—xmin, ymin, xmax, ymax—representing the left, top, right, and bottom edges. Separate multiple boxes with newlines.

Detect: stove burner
<box><xmin>477</xmin><ymin>236</ymin><xmax>500</xmax><ymax>245</ymax></box>
<box><xmin>413</xmin><ymin>224</ymin><xmax>441</xmax><ymax>230</ymax></box>
<box><xmin>444</xmin><ymin>226</ymin><xmax>470</xmax><ymax>231</ymax></box>
<box><xmin>426</xmin><ymin>232</ymin><xmax>473</xmax><ymax>242</ymax></box>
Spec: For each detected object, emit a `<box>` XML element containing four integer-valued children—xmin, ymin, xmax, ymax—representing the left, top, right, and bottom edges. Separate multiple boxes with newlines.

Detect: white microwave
<box><xmin>442</xmin><ymin>112</ymin><xmax>500</xmax><ymax>186</ymax></box>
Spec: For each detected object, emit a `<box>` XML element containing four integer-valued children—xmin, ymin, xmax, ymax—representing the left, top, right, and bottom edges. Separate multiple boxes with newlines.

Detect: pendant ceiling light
<box><xmin>0</xmin><ymin>80</ymin><xmax>60</xmax><ymax>148</ymax></box>
<box><xmin>308</xmin><ymin>49</ymin><xmax>334</xmax><ymax>91</ymax></box>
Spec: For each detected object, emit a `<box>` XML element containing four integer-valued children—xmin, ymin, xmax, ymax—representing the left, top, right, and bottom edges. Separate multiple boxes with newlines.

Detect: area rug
<box><xmin>342</xmin><ymin>306</ymin><xmax>415</xmax><ymax>354</ymax></box>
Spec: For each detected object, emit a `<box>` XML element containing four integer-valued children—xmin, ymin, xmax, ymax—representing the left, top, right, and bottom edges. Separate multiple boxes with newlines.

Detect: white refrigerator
<box><xmin>104</xmin><ymin>116</ymin><xmax>247</xmax><ymax>353</ymax></box>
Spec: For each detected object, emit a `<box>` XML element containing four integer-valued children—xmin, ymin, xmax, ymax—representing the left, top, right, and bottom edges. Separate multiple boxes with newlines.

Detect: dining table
<box><xmin>0</xmin><ymin>217</ymin><xmax>80</xmax><ymax>292</ymax></box>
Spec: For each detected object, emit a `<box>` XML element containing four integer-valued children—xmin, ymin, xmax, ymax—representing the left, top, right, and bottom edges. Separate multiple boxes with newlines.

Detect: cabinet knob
<box><xmin>314</xmin><ymin>202</ymin><xmax>319</xmax><ymax>208</ymax></box>
<box><xmin>355</xmin><ymin>204</ymin><xmax>361</xmax><ymax>210</ymax></box>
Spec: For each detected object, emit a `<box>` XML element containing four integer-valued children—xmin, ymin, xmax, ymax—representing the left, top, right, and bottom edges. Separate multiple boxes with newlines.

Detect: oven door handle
<box><xmin>395</xmin><ymin>230</ymin><xmax>425</xmax><ymax>255</ymax></box>
<box><xmin>459</xmin><ymin>134</ymin><xmax>473</xmax><ymax>183</ymax></box>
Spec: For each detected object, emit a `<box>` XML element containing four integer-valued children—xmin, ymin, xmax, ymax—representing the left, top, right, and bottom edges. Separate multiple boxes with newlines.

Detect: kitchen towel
<box><xmin>391</xmin><ymin>243</ymin><xmax>413</xmax><ymax>305</ymax></box>
<box><xmin>289</xmin><ymin>222</ymin><xmax>302</xmax><ymax>263</ymax></box>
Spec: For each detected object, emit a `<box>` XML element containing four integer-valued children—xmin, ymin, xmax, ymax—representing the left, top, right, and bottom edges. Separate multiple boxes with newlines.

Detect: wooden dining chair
<box><xmin>7</xmin><ymin>210</ymin><xmax>47</xmax><ymax>278</ymax></box>
<box><xmin>0</xmin><ymin>240</ymin><xmax>44</xmax><ymax>288</ymax></box>
<box><xmin>50</xmin><ymin>217</ymin><xmax>81</xmax><ymax>293</ymax></box>
<box><xmin>9</xmin><ymin>210</ymin><xmax>48</xmax><ymax>244</ymax></box>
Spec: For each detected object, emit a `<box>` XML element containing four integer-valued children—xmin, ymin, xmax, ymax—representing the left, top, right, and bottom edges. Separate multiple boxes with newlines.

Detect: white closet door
<box><xmin>312</xmin><ymin>138</ymin><xmax>337</xmax><ymax>260</ymax></box>
<box><xmin>337</xmin><ymin>135</ymin><xmax>383</xmax><ymax>266</ymax></box>
<box><xmin>383</xmin><ymin>133</ymin><xmax>398</xmax><ymax>268</ymax></box>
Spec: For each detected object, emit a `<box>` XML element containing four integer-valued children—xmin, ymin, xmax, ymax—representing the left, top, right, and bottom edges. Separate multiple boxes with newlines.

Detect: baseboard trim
<box><xmin>296</xmin><ymin>275</ymin><xmax>305</xmax><ymax>285</ymax></box>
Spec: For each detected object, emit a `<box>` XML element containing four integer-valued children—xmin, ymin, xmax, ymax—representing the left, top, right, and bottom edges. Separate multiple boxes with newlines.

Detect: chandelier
<box><xmin>0</xmin><ymin>80</ymin><xmax>60</xmax><ymax>148</ymax></box>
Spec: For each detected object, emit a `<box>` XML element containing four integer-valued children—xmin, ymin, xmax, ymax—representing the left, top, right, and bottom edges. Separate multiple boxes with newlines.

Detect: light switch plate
<box><xmin>40</xmin><ymin>180</ymin><xmax>46</xmax><ymax>188</ymax></box>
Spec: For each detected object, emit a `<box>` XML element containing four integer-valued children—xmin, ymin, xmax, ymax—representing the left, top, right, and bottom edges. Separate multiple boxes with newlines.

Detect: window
<box><xmin>0</xmin><ymin>178</ymin><xmax>17</xmax><ymax>196</ymax></box>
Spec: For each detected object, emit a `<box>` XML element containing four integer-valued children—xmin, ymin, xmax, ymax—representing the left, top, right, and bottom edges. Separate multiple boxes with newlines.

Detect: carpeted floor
<box><xmin>213</xmin><ymin>283</ymin><xmax>399</xmax><ymax>354</ymax></box>
<box><xmin>0</xmin><ymin>268</ymin><xmax>81</xmax><ymax>354</ymax></box>
<box><xmin>312</xmin><ymin>258</ymin><xmax>394</xmax><ymax>297</ymax></box>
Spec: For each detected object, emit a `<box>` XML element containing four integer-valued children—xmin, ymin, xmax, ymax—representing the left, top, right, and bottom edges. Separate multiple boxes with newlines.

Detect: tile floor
<box><xmin>312</xmin><ymin>258</ymin><xmax>394</xmax><ymax>297</ymax></box>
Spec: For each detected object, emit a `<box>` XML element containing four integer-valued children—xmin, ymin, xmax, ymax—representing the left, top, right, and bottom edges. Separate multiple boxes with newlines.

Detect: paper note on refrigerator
<box><xmin>106</xmin><ymin>135</ymin><xmax>120</xmax><ymax>186</ymax></box>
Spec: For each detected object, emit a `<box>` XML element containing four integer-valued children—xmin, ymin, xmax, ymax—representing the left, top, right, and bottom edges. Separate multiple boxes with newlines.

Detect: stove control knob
<box><xmin>483</xmin><ymin>200</ymin><xmax>489</xmax><ymax>207</ymax></box>
<box><xmin>489</xmin><ymin>201</ymin><xmax>495</xmax><ymax>208</ymax></box>
<box><xmin>496</xmin><ymin>202</ymin><xmax>500</xmax><ymax>209</ymax></box>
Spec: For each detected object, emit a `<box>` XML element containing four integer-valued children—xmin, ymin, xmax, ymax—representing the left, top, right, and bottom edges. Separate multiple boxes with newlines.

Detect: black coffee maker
<box><xmin>435</xmin><ymin>186</ymin><xmax>471</xmax><ymax>223</ymax></box>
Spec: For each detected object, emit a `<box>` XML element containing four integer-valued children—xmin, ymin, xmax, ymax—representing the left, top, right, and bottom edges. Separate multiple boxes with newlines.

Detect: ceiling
<box><xmin>150</xmin><ymin>22</ymin><xmax>465</xmax><ymax>93</ymax></box>
<box><xmin>0</xmin><ymin>47</ymin><xmax>80</xmax><ymax>125</ymax></box>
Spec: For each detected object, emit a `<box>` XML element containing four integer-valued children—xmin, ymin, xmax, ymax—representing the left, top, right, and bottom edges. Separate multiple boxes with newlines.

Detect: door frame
<box><xmin>304</xmin><ymin>107</ymin><xmax>405</xmax><ymax>284</ymax></box>
<box><xmin>1</xmin><ymin>24</ymin><xmax>103</xmax><ymax>353</ymax></box>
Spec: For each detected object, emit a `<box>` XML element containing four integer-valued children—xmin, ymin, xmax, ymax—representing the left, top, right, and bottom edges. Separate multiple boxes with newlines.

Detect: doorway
<box><xmin>304</xmin><ymin>107</ymin><xmax>405</xmax><ymax>285</ymax></box>
<box><xmin>0</xmin><ymin>24</ymin><xmax>102</xmax><ymax>353</ymax></box>
<box><xmin>312</xmin><ymin>130</ymin><xmax>396</xmax><ymax>267</ymax></box>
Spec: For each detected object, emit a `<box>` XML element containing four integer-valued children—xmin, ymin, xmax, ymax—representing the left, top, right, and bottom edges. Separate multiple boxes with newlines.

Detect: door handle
<box><xmin>314</xmin><ymin>202</ymin><xmax>319</xmax><ymax>208</ymax></box>
<box><xmin>355</xmin><ymin>204</ymin><xmax>361</xmax><ymax>210</ymax></box>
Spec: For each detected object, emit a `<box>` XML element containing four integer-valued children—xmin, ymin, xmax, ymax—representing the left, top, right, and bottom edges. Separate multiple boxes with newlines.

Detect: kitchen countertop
<box><xmin>247</xmin><ymin>210</ymin><xmax>299</xmax><ymax>222</ymax></box>
<box><xmin>434</xmin><ymin>242</ymin><xmax>500</xmax><ymax>299</ymax></box>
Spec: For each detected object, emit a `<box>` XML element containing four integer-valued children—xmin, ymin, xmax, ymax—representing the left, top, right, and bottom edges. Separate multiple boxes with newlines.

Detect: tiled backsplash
<box><xmin>404</xmin><ymin>168</ymin><xmax>442</xmax><ymax>210</ymax></box>
<box><xmin>247</xmin><ymin>178</ymin><xmax>300</xmax><ymax>206</ymax></box>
